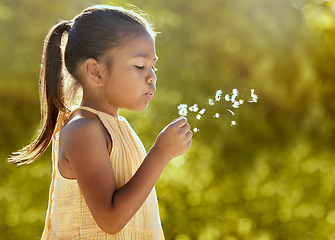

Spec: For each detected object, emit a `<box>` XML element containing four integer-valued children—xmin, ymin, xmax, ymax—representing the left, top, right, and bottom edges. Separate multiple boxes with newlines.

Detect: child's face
<box><xmin>99</xmin><ymin>32</ymin><xmax>158</xmax><ymax>113</ymax></box>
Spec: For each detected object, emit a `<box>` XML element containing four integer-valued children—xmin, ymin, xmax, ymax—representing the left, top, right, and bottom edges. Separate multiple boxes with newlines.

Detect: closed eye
<box><xmin>135</xmin><ymin>65</ymin><xmax>144</xmax><ymax>70</ymax></box>
<box><xmin>135</xmin><ymin>66</ymin><xmax>158</xmax><ymax>72</ymax></box>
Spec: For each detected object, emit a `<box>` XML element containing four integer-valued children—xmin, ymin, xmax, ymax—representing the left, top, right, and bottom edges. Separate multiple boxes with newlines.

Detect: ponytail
<box><xmin>8</xmin><ymin>21</ymin><xmax>71</xmax><ymax>165</ymax></box>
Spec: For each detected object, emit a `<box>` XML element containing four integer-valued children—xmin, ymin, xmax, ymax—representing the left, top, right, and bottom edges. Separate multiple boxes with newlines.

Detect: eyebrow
<box><xmin>134</xmin><ymin>53</ymin><xmax>159</xmax><ymax>62</ymax></box>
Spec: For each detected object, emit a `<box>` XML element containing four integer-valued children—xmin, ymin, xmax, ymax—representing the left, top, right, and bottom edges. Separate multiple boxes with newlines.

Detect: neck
<box><xmin>80</xmin><ymin>85</ymin><xmax>119</xmax><ymax>117</ymax></box>
<box><xmin>80</xmin><ymin>99</ymin><xmax>119</xmax><ymax>117</ymax></box>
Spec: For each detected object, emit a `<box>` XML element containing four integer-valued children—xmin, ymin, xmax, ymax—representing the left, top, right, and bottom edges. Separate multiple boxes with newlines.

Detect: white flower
<box><xmin>248</xmin><ymin>96</ymin><xmax>258</xmax><ymax>103</ymax></box>
<box><xmin>199</xmin><ymin>108</ymin><xmax>206</xmax><ymax>115</ymax></box>
<box><xmin>215</xmin><ymin>90</ymin><xmax>222</xmax><ymax>101</ymax></box>
<box><xmin>232</xmin><ymin>89</ymin><xmax>239</xmax><ymax>96</ymax></box>
<box><xmin>232</xmin><ymin>101</ymin><xmax>240</xmax><ymax>109</ymax></box>
<box><xmin>228</xmin><ymin>109</ymin><xmax>235</xmax><ymax>116</ymax></box>
<box><xmin>231</xmin><ymin>120</ymin><xmax>236</xmax><ymax>126</ymax></box>
<box><xmin>193</xmin><ymin>127</ymin><xmax>199</xmax><ymax>132</ymax></box>
<box><xmin>248</xmin><ymin>89</ymin><xmax>258</xmax><ymax>103</ymax></box>
<box><xmin>177</xmin><ymin>103</ymin><xmax>188</xmax><ymax>116</ymax></box>
<box><xmin>178</xmin><ymin>108</ymin><xmax>188</xmax><ymax>116</ymax></box>
<box><xmin>177</xmin><ymin>103</ymin><xmax>187</xmax><ymax>109</ymax></box>
<box><xmin>231</xmin><ymin>94</ymin><xmax>237</xmax><ymax>103</ymax></box>
<box><xmin>224</xmin><ymin>94</ymin><xmax>230</xmax><ymax>101</ymax></box>
<box><xmin>251</xmin><ymin>96</ymin><xmax>258</xmax><ymax>103</ymax></box>
<box><xmin>214</xmin><ymin>113</ymin><xmax>220</xmax><ymax>118</ymax></box>
<box><xmin>188</xmin><ymin>104</ymin><xmax>199</xmax><ymax>112</ymax></box>
<box><xmin>239</xmin><ymin>99</ymin><xmax>244</xmax><ymax>105</ymax></box>
<box><xmin>208</xmin><ymin>99</ymin><xmax>215</xmax><ymax>106</ymax></box>
<box><xmin>196</xmin><ymin>114</ymin><xmax>201</xmax><ymax>120</ymax></box>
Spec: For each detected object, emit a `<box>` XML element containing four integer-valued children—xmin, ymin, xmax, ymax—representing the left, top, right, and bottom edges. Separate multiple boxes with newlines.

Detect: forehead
<box><xmin>114</xmin><ymin>34</ymin><xmax>157</xmax><ymax>61</ymax></box>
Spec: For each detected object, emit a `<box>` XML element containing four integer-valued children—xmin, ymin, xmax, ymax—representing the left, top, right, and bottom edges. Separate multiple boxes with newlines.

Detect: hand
<box><xmin>152</xmin><ymin>117</ymin><xmax>193</xmax><ymax>162</ymax></box>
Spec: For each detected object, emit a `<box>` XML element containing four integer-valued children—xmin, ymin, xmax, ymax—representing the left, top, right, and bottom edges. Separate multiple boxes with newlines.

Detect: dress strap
<box><xmin>73</xmin><ymin>106</ymin><xmax>99</xmax><ymax>115</ymax></box>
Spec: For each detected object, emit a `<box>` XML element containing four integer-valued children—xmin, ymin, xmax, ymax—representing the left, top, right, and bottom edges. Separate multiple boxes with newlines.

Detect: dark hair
<box><xmin>9</xmin><ymin>5</ymin><xmax>156</xmax><ymax>165</ymax></box>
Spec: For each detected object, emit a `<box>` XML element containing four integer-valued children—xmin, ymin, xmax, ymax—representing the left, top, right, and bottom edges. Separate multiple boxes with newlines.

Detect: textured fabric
<box><xmin>41</xmin><ymin>106</ymin><xmax>164</xmax><ymax>240</ymax></box>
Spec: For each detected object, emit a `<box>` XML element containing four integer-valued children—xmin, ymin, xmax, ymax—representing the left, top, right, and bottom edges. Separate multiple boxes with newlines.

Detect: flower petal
<box><xmin>199</xmin><ymin>108</ymin><xmax>206</xmax><ymax>115</ymax></box>
<box><xmin>232</xmin><ymin>101</ymin><xmax>240</xmax><ymax>108</ymax></box>
<box><xmin>188</xmin><ymin>104</ymin><xmax>199</xmax><ymax>112</ymax></box>
<box><xmin>215</xmin><ymin>90</ymin><xmax>222</xmax><ymax>101</ymax></box>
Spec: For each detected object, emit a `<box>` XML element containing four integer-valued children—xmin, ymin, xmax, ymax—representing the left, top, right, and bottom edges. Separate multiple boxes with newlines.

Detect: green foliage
<box><xmin>1</xmin><ymin>0</ymin><xmax>335</xmax><ymax>239</ymax></box>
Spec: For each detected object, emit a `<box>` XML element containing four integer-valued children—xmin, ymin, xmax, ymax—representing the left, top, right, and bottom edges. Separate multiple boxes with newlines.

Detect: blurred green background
<box><xmin>1</xmin><ymin>0</ymin><xmax>335</xmax><ymax>239</ymax></box>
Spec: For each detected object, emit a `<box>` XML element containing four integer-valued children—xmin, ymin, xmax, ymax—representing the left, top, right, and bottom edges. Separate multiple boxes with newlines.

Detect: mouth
<box><xmin>145</xmin><ymin>90</ymin><xmax>155</xmax><ymax>100</ymax></box>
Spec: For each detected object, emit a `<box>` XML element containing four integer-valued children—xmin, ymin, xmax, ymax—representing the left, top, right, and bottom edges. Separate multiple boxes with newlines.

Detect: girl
<box><xmin>9</xmin><ymin>4</ymin><xmax>192</xmax><ymax>239</ymax></box>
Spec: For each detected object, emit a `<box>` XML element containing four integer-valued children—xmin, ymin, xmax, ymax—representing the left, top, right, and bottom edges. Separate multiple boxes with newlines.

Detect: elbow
<box><xmin>95</xmin><ymin>203</ymin><xmax>134</xmax><ymax>235</ymax></box>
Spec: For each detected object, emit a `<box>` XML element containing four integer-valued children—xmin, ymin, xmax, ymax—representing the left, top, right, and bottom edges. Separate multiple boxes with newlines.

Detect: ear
<box><xmin>83</xmin><ymin>58</ymin><xmax>103</xmax><ymax>86</ymax></box>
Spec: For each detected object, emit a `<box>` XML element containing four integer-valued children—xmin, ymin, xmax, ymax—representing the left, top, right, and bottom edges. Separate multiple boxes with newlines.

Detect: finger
<box><xmin>186</xmin><ymin>138</ymin><xmax>192</xmax><ymax>149</ymax></box>
<box><xmin>162</xmin><ymin>117</ymin><xmax>184</xmax><ymax>131</ymax></box>
<box><xmin>185</xmin><ymin>130</ymin><xmax>193</xmax><ymax>141</ymax></box>
<box><xmin>172</xmin><ymin>117</ymin><xmax>188</xmax><ymax>128</ymax></box>
<box><xmin>180</xmin><ymin>123</ymin><xmax>191</xmax><ymax>134</ymax></box>
<box><xmin>171</xmin><ymin>117</ymin><xmax>182</xmax><ymax>124</ymax></box>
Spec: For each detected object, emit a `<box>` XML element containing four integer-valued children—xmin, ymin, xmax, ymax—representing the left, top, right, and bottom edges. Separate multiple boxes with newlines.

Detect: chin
<box><xmin>127</xmin><ymin>103</ymin><xmax>149</xmax><ymax>112</ymax></box>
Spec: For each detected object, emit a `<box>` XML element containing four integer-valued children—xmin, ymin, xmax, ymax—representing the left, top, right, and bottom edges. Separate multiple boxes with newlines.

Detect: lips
<box><xmin>146</xmin><ymin>89</ymin><xmax>156</xmax><ymax>100</ymax></box>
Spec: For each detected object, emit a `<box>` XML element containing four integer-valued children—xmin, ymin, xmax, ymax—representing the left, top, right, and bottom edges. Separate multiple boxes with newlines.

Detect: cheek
<box><xmin>119</xmin><ymin>69</ymin><xmax>143</xmax><ymax>89</ymax></box>
<box><xmin>106</xmin><ymin>77</ymin><xmax>138</xmax><ymax>98</ymax></box>
<box><xmin>105</xmin><ymin>67</ymin><xmax>144</xmax><ymax>95</ymax></box>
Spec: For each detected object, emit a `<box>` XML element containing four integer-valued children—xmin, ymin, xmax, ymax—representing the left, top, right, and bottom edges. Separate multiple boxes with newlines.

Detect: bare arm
<box><xmin>62</xmin><ymin>117</ymin><xmax>192</xmax><ymax>234</ymax></box>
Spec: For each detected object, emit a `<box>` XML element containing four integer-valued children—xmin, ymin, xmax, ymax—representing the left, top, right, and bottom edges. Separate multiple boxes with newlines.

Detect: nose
<box><xmin>147</xmin><ymin>69</ymin><xmax>157</xmax><ymax>84</ymax></box>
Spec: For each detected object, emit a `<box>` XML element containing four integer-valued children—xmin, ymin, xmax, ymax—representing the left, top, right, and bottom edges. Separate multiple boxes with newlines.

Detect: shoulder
<box><xmin>62</xmin><ymin>116</ymin><xmax>105</xmax><ymax>140</ymax></box>
<box><xmin>59</xmin><ymin>115</ymin><xmax>110</xmax><ymax>159</ymax></box>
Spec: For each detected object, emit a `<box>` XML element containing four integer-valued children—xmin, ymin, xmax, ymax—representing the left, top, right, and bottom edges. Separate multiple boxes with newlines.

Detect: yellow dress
<box><xmin>41</xmin><ymin>106</ymin><xmax>164</xmax><ymax>240</ymax></box>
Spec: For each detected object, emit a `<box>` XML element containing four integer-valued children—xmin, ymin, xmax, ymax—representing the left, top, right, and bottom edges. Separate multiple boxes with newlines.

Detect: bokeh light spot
<box><xmin>237</xmin><ymin>218</ymin><xmax>253</xmax><ymax>235</ymax></box>
<box><xmin>326</xmin><ymin>210</ymin><xmax>335</xmax><ymax>224</ymax></box>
